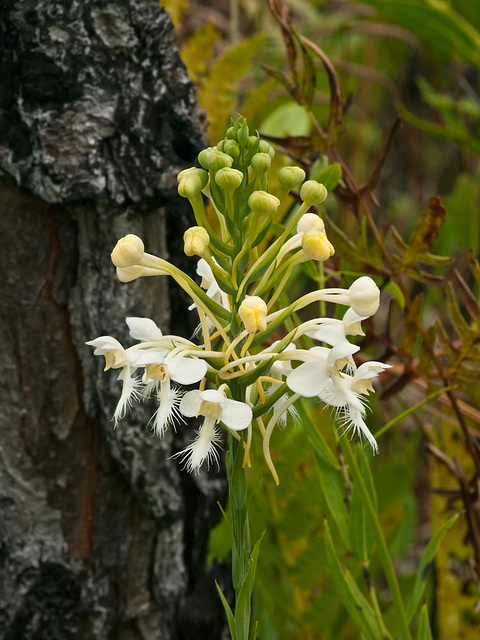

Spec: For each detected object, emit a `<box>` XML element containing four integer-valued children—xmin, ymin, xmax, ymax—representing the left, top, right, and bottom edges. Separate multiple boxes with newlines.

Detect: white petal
<box><xmin>220</xmin><ymin>399</ymin><xmax>252</xmax><ymax>430</ymax></box>
<box><xmin>131</xmin><ymin>349</ymin><xmax>168</xmax><ymax>365</ymax></box>
<box><xmin>312</xmin><ymin>322</ymin><xmax>346</xmax><ymax>347</ymax></box>
<box><xmin>286</xmin><ymin>361</ymin><xmax>329</xmax><ymax>397</ymax></box>
<box><xmin>179</xmin><ymin>390</ymin><xmax>203</xmax><ymax>417</ymax></box>
<box><xmin>168</xmin><ymin>357</ymin><xmax>207</xmax><ymax>385</ymax></box>
<box><xmin>86</xmin><ymin>336</ymin><xmax>124</xmax><ymax>353</ymax></box>
<box><xmin>199</xmin><ymin>389</ymin><xmax>225</xmax><ymax>404</ymax></box>
<box><xmin>126</xmin><ymin>317</ymin><xmax>163</xmax><ymax>341</ymax></box>
<box><xmin>355</xmin><ymin>361</ymin><xmax>390</xmax><ymax>380</ymax></box>
<box><xmin>196</xmin><ymin>258</ymin><xmax>213</xmax><ymax>282</ymax></box>
<box><xmin>327</xmin><ymin>341</ymin><xmax>360</xmax><ymax>366</ymax></box>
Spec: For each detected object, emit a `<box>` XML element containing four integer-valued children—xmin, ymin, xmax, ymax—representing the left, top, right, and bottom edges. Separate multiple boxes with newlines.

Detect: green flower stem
<box><xmin>342</xmin><ymin>438</ymin><xmax>413</xmax><ymax>640</ymax></box>
<box><xmin>227</xmin><ymin>433</ymin><xmax>251</xmax><ymax>594</ymax></box>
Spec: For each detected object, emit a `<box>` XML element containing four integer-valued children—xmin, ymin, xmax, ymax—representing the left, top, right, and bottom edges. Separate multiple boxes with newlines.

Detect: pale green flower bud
<box><xmin>300</xmin><ymin>180</ymin><xmax>328</xmax><ymax>206</ymax></box>
<box><xmin>111</xmin><ymin>234</ymin><xmax>145</xmax><ymax>267</ymax></box>
<box><xmin>247</xmin><ymin>135</ymin><xmax>259</xmax><ymax>148</ymax></box>
<box><xmin>226</xmin><ymin>126</ymin><xmax>235</xmax><ymax>139</ymax></box>
<box><xmin>209</xmin><ymin>150</ymin><xmax>234</xmax><ymax>172</ymax></box>
<box><xmin>248</xmin><ymin>190</ymin><xmax>280</xmax><ymax>217</ymax></box>
<box><xmin>302</xmin><ymin>228</ymin><xmax>335</xmax><ymax>261</ymax></box>
<box><xmin>251</xmin><ymin>153</ymin><xmax>271</xmax><ymax>174</ymax></box>
<box><xmin>238</xmin><ymin>296</ymin><xmax>268</xmax><ymax>333</ymax></box>
<box><xmin>198</xmin><ymin>147</ymin><xmax>215</xmax><ymax>169</ymax></box>
<box><xmin>218</xmin><ymin>139</ymin><xmax>240</xmax><ymax>158</ymax></box>
<box><xmin>178</xmin><ymin>172</ymin><xmax>208</xmax><ymax>199</ymax></box>
<box><xmin>184</xmin><ymin>226</ymin><xmax>210</xmax><ymax>257</ymax></box>
<box><xmin>215</xmin><ymin>167</ymin><xmax>244</xmax><ymax>191</ymax></box>
<box><xmin>177</xmin><ymin>166</ymin><xmax>205</xmax><ymax>182</ymax></box>
<box><xmin>348</xmin><ymin>277</ymin><xmax>380</xmax><ymax>316</ymax></box>
<box><xmin>258</xmin><ymin>140</ymin><xmax>275</xmax><ymax>159</ymax></box>
<box><xmin>278</xmin><ymin>166</ymin><xmax>306</xmax><ymax>190</ymax></box>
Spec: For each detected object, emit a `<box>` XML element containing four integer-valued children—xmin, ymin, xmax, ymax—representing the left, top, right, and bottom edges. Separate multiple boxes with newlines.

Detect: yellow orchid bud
<box><xmin>300</xmin><ymin>180</ymin><xmax>328</xmax><ymax>206</ymax></box>
<box><xmin>278</xmin><ymin>166</ymin><xmax>306</xmax><ymax>190</ymax></box>
<box><xmin>215</xmin><ymin>167</ymin><xmax>243</xmax><ymax>192</ymax></box>
<box><xmin>111</xmin><ymin>234</ymin><xmax>145</xmax><ymax>268</ymax></box>
<box><xmin>302</xmin><ymin>228</ymin><xmax>335</xmax><ymax>261</ymax></box>
<box><xmin>178</xmin><ymin>169</ymin><xmax>208</xmax><ymax>199</ymax></box>
<box><xmin>297</xmin><ymin>213</ymin><xmax>325</xmax><ymax>234</ymax></box>
<box><xmin>116</xmin><ymin>265</ymin><xmax>162</xmax><ymax>282</ymax></box>
<box><xmin>183</xmin><ymin>226</ymin><xmax>210</xmax><ymax>257</ymax></box>
<box><xmin>238</xmin><ymin>296</ymin><xmax>268</xmax><ymax>334</ymax></box>
<box><xmin>248</xmin><ymin>190</ymin><xmax>280</xmax><ymax>217</ymax></box>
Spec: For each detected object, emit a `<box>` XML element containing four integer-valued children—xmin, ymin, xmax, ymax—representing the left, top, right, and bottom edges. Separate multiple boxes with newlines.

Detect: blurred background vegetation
<box><xmin>163</xmin><ymin>1</ymin><xmax>480</xmax><ymax>638</ymax></box>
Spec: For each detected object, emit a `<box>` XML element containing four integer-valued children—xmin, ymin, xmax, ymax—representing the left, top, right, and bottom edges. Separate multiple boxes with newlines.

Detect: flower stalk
<box><xmin>87</xmin><ymin>116</ymin><xmax>391</xmax><ymax>639</ymax></box>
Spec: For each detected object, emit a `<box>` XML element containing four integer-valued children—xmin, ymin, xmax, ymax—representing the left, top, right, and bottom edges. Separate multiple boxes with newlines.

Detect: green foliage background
<box><xmin>163</xmin><ymin>1</ymin><xmax>480</xmax><ymax>638</ymax></box>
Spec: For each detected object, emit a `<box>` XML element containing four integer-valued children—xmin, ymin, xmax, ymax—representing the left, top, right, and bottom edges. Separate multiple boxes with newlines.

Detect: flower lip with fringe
<box><xmin>174</xmin><ymin>389</ymin><xmax>252</xmax><ymax>472</ymax></box>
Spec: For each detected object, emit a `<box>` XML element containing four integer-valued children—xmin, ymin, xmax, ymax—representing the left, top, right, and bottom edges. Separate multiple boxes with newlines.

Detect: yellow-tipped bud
<box><xmin>111</xmin><ymin>234</ymin><xmax>145</xmax><ymax>268</ymax></box>
<box><xmin>238</xmin><ymin>296</ymin><xmax>268</xmax><ymax>334</ymax></box>
<box><xmin>215</xmin><ymin>167</ymin><xmax>244</xmax><ymax>192</ymax></box>
<box><xmin>348</xmin><ymin>277</ymin><xmax>380</xmax><ymax>317</ymax></box>
<box><xmin>248</xmin><ymin>190</ymin><xmax>280</xmax><ymax>217</ymax></box>
<box><xmin>178</xmin><ymin>170</ymin><xmax>208</xmax><ymax>199</ymax></box>
<box><xmin>183</xmin><ymin>226</ymin><xmax>210</xmax><ymax>257</ymax></box>
<box><xmin>302</xmin><ymin>229</ymin><xmax>335</xmax><ymax>261</ymax></box>
<box><xmin>300</xmin><ymin>180</ymin><xmax>328</xmax><ymax>206</ymax></box>
<box><xmin>297</xmin><ymin>213</ymin><xmax>325</xmax><ymax>234</ymax></box>
<box><xmin>251</xmin><ymin>153</ymin><xmax>271</xmax><ymax>174</ymax></box>
<box><xmin>278</xmin><ymin>166</ymin><xmax>306</xmax><ymax>191</ymax></box>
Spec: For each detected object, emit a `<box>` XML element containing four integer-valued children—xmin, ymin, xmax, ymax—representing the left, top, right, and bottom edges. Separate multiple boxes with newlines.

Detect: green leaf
<box><xmin>400</xmin><ymin>292</ymin><xmax>423</xmax><ymax>357</ymax></box>
<box><xmin>324</xmin><ymin>520</ymin><xmax>383</xmax><ymax>640</ymax></box>
<box><xmin>235</xmin><ymin>531</ymin><xmax>267</xmax><ymax>640</ymax></box>
<box><xmin>445</xmin><ymin>281</ymin><xmax>474</xmax><ymax>342</ymax></box>
<box><xmin>416</xmin><ymin>604</ymin><xmax>433</xmax><ymax>640</ymax></box>
<box><xmin>216</xmin><ymin>580</ymin><xmax>237</xmax><ymax>640</ymax></box>
<box><xmin>361</xmin><ymin>0</ymin><xmax>480</xmax><ymax>67</ymax></box>
<box><xmin>384</xmin><ymin>281</ymin><xmax>405</xmax><ymax>308</ymax></box>
<box><xmin>298</xmin><ymin>400</ymin><xmax>352</xmax><ymax>550</ymax></box>
<box><xmin>314</xmin><ymin>450</ymin><xmax>352</xmax><ymax>551</ymax></box>
<box><xmin>260</xmin><ymin>101</ymin><xmax>311</xmax><ymax>137</ymax></box>
<box><xmin>350</xmin><ymin>447</ymin><xmax>377</xmax><ymax>563</ymax></box>
<box><xmin>297</xmin><ymin>399</ymin><xmax>338</xmax><ymax>467</ymax></box>
<box><xmin>316</xmin><ymin>162</ymin><xmax>342</xmax><ymax>192</ymax></box>
<box><xmin>408</xmin><ymin>196</ymin><xmax>446</xmax><ymax>254</ymax></box>
<box><xmin>406</xmin><ymin>514</ymin><xmax>459</xmax><ymax>623</ymax></box>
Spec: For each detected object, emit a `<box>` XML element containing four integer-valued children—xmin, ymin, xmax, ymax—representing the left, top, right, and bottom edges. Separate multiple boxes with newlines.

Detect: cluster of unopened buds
<box><xmin>88</xmin><ymin>117</ymin><xmax>390</xmax><ymax>483</ymax></box>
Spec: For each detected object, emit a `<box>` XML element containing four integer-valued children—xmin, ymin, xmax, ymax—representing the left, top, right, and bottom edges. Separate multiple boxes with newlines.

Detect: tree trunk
<box><xmin>0</xmin><ymin>2</ymin><xmax>228</xmax><ymax>638</ymax></box>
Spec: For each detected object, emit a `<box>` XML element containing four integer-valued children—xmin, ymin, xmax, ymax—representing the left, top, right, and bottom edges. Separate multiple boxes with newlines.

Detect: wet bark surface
<box><xmin>0</xmin><ymin>2</ymin><xmax>228</xmax><ymax>638</ymax></box>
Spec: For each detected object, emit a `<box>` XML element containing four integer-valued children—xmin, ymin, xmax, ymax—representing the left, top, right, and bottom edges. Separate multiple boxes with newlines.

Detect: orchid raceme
<box><xmin>87</xmin><ymin>116</ymin><xmax>389</xmax><ymax>478</ymax></box>
<box><xmin>86</xmin><ymin>116</ymin><xmax>391</xmax><ymax>640</ymax></box>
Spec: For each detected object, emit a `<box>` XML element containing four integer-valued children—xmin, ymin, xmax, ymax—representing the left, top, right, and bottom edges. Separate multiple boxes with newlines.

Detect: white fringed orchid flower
<box><xmin>86</xmin><ymin>336</ymin><xmax>139</xmax><ymax>424</ymax></box>
<box><xmin>196</xmin><ymin>258</ymin><xmax>231</xmax><ymax>310</ymax></box>
<box><xmin>176</xmin><ymin>389</ymin><xmax>252</xmax><ymax>472</ymax></box>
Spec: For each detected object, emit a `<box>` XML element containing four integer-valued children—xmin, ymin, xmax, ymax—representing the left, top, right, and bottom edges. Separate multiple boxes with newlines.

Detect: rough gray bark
<box><xmin>0</xmin><ymin>2</ymin><xmax>228</xmax><ymax>638</ymax></box>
